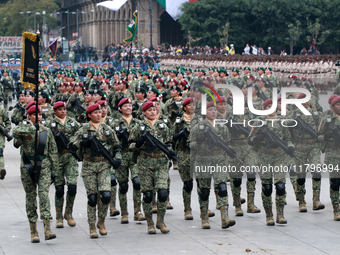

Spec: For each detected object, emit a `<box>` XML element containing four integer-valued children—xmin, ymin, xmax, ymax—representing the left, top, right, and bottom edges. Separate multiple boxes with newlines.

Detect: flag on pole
<box><xmin>157</xmin><ymin>0</ymin><xmax>187</xmax><ymax>20</ymax></box>
<box><xmin>49</xmin><ymin>38</ymin><xmax>58</xmax><ymax>61</ymax></box>
<box><xmin>123</xmin><ymin>11</ymin><xmax>138</xmax><ymax>43</ymax></box>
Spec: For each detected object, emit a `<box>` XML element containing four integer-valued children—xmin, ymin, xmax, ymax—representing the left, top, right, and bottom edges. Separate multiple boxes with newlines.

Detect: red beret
<box><xmin>27</xmin><ymin>105</ymin><xmax>41</xmax><ymax>115</ymax></box>
<box><xmin>219</xmin><ymin>78</ymin><xmax>226</xmax><ymax>83</ymax></box>
<box><xmin>149</xmin><ymin>97</ymin><xmax>160</xmax><ymax>102</ymax></box>
<box><xmin>328</xmin><ymin>94</ymin><xmax>338</xmax><ymax>105</ymax></box>
<box><xmin>207</xmin><ymin>101</ymin><xmax>216</xmax><ymax>108</ymax></box>
<box><xmin>331</xmin><ymin>96</ymin><xmax>340</xmax><ymax>106</ymax></box>
<box><xmin>105</xmin><ymin>79</ymin><xmax>110</xmax><ymax>84</ymax></box>
<box><xmin>219</xmin><ymin>96</ymin><xmax>227</xmax><ymax>102</ymax></box>
<box><xmin>180</xmin><ymin>80</ymin><xmax>188</xmax><ymax>86</ymax></box>
<box><xmin>142</xmin><ymin>101</ymin><xmax>156</xmax><ymax>111</ymax></box>
<box><xmin>168</xmin><ymin>78</ymin><xmax>178</xmax><ymax>85</ymax></box>
<box><xmin>182</xmin><ymin>97</ymin><xmax>194</xmax><ymax>107</ymax></box>
<box><xmin>308</xmin><ymin>78</ymin><xmax>313</xmax><ymax>82</ymax></box>
<box><xmin>297</xmin><ymin>93</ymin><xmax>306</xmax><ymax>99</ymax></box>
<box><xmin>86</xmin><ymin>104</ymin><xmax>101</xmax><ymax>117</ymax></box>
<box><xmin>263</xmin><ymin>99</ymin><xmax>273</xmax><ymax>109</ymax></box>
<box><xmin>155</xmin><ymin>78</ymin><xmax>164</xmax><ymax>83</ymax></box>
<box><xmin>300</xmin><ymin>76</ymin><xmax>306</xmax><ymax>81</ymax></box>
<box><xmin>118</xmin><ymin>98</ymin><xmax>132</xmax><ymax>107</ymax></box>
<box><xmin>26</xmin><ymin>101</ymin><xmax>36</xmax><ymax>110</ymax></box>
<box><xmin>248</xmin><ymin>75</ymin><xmax>255</xmax><ymax>79</ymax></box>
<box><xmin>291</xmin><ymin>75</ymin><xmax>298</xmax><ymax>79</ymax></box>
<box><xmin>53</xmin><ymin>101</ymin><xmax>66</xmax><ymax>110</ymax></box>
<box><xmin>69</xmin><ymin>82</ymin><xmax>75</xmax><ymax>87</ymax></box>
<box><xmin>75</xmin><ymin>82</ymin><xmax>84</xmax><ymax>87</ymax></box>
<box><xmin>206</xmin><ymin>77</ymin><xmax>212</xmax><ymax>81</ymax></box>
<box><xmin>97</xmin><ymin>100</ymin><xmax>108</xmax><ymax>107</ymax></box>
<box><xmin>277</xmin><ymin>96</ymin><xmax>282</xmax><ymax>102</ymax></box>
<box><xmin>62</xmin><ymin>82</ymin><xmax>69</xmax><ymax>86</ymax></box>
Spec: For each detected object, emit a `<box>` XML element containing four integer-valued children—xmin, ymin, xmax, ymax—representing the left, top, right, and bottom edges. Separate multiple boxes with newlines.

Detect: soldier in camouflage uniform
<box><xmin>45</xmin><ymin>101</ymin><xmax>81</xmax><ymax>228</ymax></box>
<box><xmin>10</xmin><ymin>90</ymin><xmax>27</xmax><ymax>125</ymax></box>
<box><xmin>38</xmin><ymin>91</ymin><xmax>53</xmax><ymax>119</ymax></box>
<box><xmin>69</xmin><ymin>103</ymin><xmax>122</xmax><ymax>238</ymax></box>
<box><xmin>164</xmin><ymin>85</ymin><xmax>183</xmax><ymax>124</ymax></box>
<box><xmin>288</xmin><ymin>93</ymin><xmax>324</xmax><ymax>212</ymax></box>
<box><xmin>190</xmin><ymin>102</ymin><xmax>236</xmax><ymax>230</ymax></box>
<box><xmin>1</xmin><ymin>69</ymin><xmax>14</xmax><ymax>109</ymax></box>
<box><xmin>13</xmin><ymin>104</ymin><xmax>58</xmax><ymax>243</ymax></box>
<box><xmin>249</xmin><ymin>99</ymin><xmax>292</xmax><ymax>225</ymax></box>
<box><xmin>0</xmin><ymin>103</ymin><xmax>11</xmax><ymax>180</ymax></box>
<box><xmin>111</xmin><ymin>98</ymin><xmax>146</xmax><ymax>223</ymax></box>
<box><xmin>66</xmin><ymin>82</ymin><xmax>85</xmax><ymax>119</ymax></box>
<box><xmin>318</xmin><ymin>96</ymin><xmax>340</xmax><ymax>221</ymax></box>
<box><xmin>128</xmin><ymin>101</ymin><xmax>173</xmax><ymax>234</ymax></box>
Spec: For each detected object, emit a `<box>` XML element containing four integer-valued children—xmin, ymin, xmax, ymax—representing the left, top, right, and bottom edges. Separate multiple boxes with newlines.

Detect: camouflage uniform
<box><xmin>70</xmin><ymin>122</ymin><xmax>121</xmax><ymax>236</ymax></box>
<box><xmin>128</xmin><ymin>119</ymin><xmax>172</xmax><ymax>233</ymax></box>
<box><xmin>111</xmin><ymin>117</ymin><xmax>145</xmax><ymax>222</ymax></box>
<box><xmin>41</xmin><ymin>104</ymin><xmax>54</xmax><ymax>119</ymax></box>
<box><xmin>0</xmin><ymin>105</ymin><xmax>11</xmax><ymax>171</ymax></box>
<box><xmin>164</xmin><ymin>97</ymin><xmax>183</xmax><ymax>124</ymax></box>
<box><xmin>13</xmin><ymin>120</ymin><xmax>58</xmax><ymax>241</ymax></box>
<box><xmin>66</xmin><ymin>92</ymin><xmax>85</xmax><ymax>119</ymax></box>
<box><xmin>1</xmin><ymin>75</ymin><xmax>14</xmax><ymax>108</ymax></box>
<box><xmin>190</xmin><ymin>119</ymin><xmax>235</xmax><ymax>229</ymax></box>
<box><xmin>288</xmin><ymin>108</ymin><xmax>324</xmax><ymax>212</ymax></box>
<box><xmin>11</xmin><ymin>102</ymin><xmax>27</xmax><ymax>125</ymax></box>
<box><xmin>45</xmin><ymin>117</ymin><xmax>81</xmax><ymax>228</ymax></box>
<box><xmin>249</xmin><ymin>116</ymin><xmax>293</xmax><ymax>225</ymax></box>
<box><xmin>318</xmin><ymin>112</ymin><xmax>340</xmax><ymax>220</ymax></box>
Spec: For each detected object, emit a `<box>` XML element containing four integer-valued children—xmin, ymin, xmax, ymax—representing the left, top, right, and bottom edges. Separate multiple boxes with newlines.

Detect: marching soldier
<box><xmin>13</xmin><ymin>104</ymin><xmax>58</xmax><ymax>243</ymax></box>
<box><xmin>0</xmin><ymin>102</ymin><xmax>11</xmax><ymax>180</ymax></box>
<box><xmin>45</xmin><ymin>101</ymin><xmax>81</xmax><ymax>228</ymax></box>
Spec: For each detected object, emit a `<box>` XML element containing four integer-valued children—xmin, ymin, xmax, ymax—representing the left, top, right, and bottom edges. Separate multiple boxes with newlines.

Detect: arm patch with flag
<box><xmin>123</xmin><ymin>11</ymin><xmax>138</xmax><ymax>43</ymax></box>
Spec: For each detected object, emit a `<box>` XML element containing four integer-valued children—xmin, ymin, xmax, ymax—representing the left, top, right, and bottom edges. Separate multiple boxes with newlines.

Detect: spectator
<box><xmin>300</xmin><ymin>47</ymin><xmax>307</xmax><ymax>55</ymax></box>
<box><xmin>251</xmin><ymin>45</ymin><xmax>258</xmax><ymax>55</ymax></box>
<box><xmin>244</xmin><ymin>44</ymin><xmax>250</xmax><ymax>55</ymax></box>
<box><xmin>229</xmin><ymin>44</ymin><xmax>235</xmax><ymax>55</ymax></box>
<box><xmin>311</xmin><ymin>38</ymin><xmax>317</xmax><ymax>55</ymax></box>
<box><xmin>102</xmin><ymin>51</ymin><xmax>110</xmax><ymax>62</ymax></box>
<box><xmin>267</xmin><ymin>47</ymin><xmax>274</xmax><ymax>55</ymax></box>
<box><xmin>92</xmin><ymin>49</ymin><xmax>98</xmax><ymax>62</ymax></box>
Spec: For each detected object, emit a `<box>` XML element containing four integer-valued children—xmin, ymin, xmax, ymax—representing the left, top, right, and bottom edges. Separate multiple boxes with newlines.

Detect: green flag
<box><xmin>123</xmin><ymin>11</ymin><xmax>138</xmax><ymax>43</ymax></box>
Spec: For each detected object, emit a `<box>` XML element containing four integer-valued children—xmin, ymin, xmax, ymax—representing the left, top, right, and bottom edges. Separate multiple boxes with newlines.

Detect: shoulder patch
<box><xmin>175</xmin><ymin>117</ymin><xmax>181</xmax><ymax>123</ymax></box>
<box><xmin>159</xmin><ymin>123</ymin><xmax>164</xmax><ymax>128</ymax></box>
<box><xmin>140</xmin><ymin>125</ymin><xmax>145</xmax><ymax>131</ymax></box>
<box><xmin>51</xmin><ymin>122</ymin><xmax>56</xmax><ymax>127</ymax></box>
<box><xmin>326</xmin><ymin>118</ymin><xmax>331</xmax><ymax>122</ymax></box>
<box><xmin>313</xmin><ymin>111</ymin><xmax>318</xmax><ymax>115</ymax></box>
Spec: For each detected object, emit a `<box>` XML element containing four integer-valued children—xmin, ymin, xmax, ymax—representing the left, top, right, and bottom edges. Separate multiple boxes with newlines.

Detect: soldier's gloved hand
<box><xmin>324</xmin><ymin>130</ymin><xmax>334</xmax><ymax>141</ymax></box>
<box><xmin>196</xmin><ymin>133</ymin><xmax>207</xmax><ymax>145</ymax></box>
<box><xmin>136</xmin><ymin>137</ymin><xmax>145</xmax><ymax>148</ymax></box>
<box><xmin>68</xmin><ymin>143</ymin><xmax>78</xmax><ymax>152</ymax></box>
<box><xmin>171</xmin><ymin>111</ymin><xmax>178</xmax><ymax>118</ymax></box>
<box><xmin>8</xmin><ymin>106</ymin><xmax>14</xmax><ymax>111</ymax></box>
<box><xmin>111</xmin><ymin>173</ymin><xmax>117</xmax><ymax>186</ymax></box>
<box><xmin>254</xmin><ymin>133</ymin><xmax>265</xmax><ymax>142</ymax></box>
<box><xmin>168</xmin><ymin>150</ymin><xmax>177</xmax><ymax>160</ymax></box>
<box><xmin>112</xmin><ymin>159</ymin><xmax>121</xmax><ymax>169</ymax></box>
<box><xmin>51</xmin><ymin>175</ymin><xmax>55</xmax><ymax>185</ymax></box>
<box><xmin>70</xmin><ymin>99</ymin><xmax>76</xmax><ymax>106</ymax></box>
<box><xmin>173</xmin><ymin>133</ymin><xmax>182</xmax><ymax>141</ymax></box>
<box><xmin>80</xmin><ymin>139</ymin><xmax>91</xmax><ymax>147</ymax></box>
<box><xmin>3</xmin><ymin>128</ymin><xmax>9</xmax><ymax>134</ymax></box>
<box><xmin>287</xmin><ymin>146</ymin><xmax>295</xmax><ymax>156</ymax></box>
<box><xmin>33</xmin><ymin>123</ymin><xmax>39</xmax><ymax>130</ymax></box>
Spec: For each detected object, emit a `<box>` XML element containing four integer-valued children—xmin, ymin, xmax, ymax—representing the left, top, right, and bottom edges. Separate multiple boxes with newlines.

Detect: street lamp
<box><xmin>19</xmin><ymin>11</ymin><xmax>32</xmax><ymax>31</ymax></box>
<box><xmin>81</xmin><ymin>10</ymin><xmax>95</xmax><ymax>61</ymax></box>
<box><xmin>34</xmin><ymin>12</ymin><xmax>40</xmax><ymax>32</ymax></box>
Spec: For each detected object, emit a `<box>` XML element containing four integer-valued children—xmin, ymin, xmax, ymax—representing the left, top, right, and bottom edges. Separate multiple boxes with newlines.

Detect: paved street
<box><xmin>0</xmin><ymin>92</ymin><xmax>339</xmax><ymax>255</ymax></box>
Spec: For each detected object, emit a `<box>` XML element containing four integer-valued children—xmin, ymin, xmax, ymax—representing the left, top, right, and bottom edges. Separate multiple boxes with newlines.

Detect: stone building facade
<box><xmin>61</xmin><ymin>0</ymin><xmax>184</xmax><ymax>50</ymax></box>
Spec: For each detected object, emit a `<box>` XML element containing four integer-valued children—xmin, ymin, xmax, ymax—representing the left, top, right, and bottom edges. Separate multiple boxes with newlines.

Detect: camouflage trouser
<box><xmin>3</xmin><ymin>90</ymin><xmax>12</xmax><ymax>106</ymax></box>
<box><xmin>324</xmin><ymin>154</ymin><xmax>340</xmax><ymax>204</ymax></box>
<box><xmin>137</xmin><ymin>155</ymin><xmax>169</xmax><ymax>217</ymax></box>
<box><xmin>0</xmin><ymin>136</ymin><xmax>5</xmax><ymax>169</ymax></box>
<box><xmin>177</xmin><ymin>149</ymin><xmax>192</xmax><ymax>205</ymax></box>
<box><xmin>194</xmin><ymin>155</ymin><xmax>229</xmax><ymax>211</ymax></box>
<box><xmin>294</xmin><ymin>143</ymin><xmax>322</xmax><ymax>196</ymax></box>
<box><xmin>229</xmin><ymin>143</ymin><xmax>258</xmax><ymax>200</ymax></box>
<box><xmin>116</xmin><ymin>150</ymin><xmax>141</xmax><ymax>213</ymax></box>
<box><xmin>258</xmin><ymin>151</ymin><xmax>287</xmax><ymax>209</ymax></box>
<box><xmin>82</xmin><ymin>160</ymin><xmax>111</xmax><ymax>224</ymax></box>
<box><xmin>20</xmin><ymin>163</ymin><xmax>52</xmax><ymax>223</ymax></box>
<box><xmin>54</xmin><ymin>153</ymin><xmax>79</xmax><ymax>214</ymax></box>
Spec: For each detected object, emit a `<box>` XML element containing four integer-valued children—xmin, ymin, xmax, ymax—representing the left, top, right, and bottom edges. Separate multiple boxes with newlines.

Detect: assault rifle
<box><xmin>179</xmin><ymin>127</ymin><xmax>190</xmax><ymax>149</ymax></box>
<box><xmin>142</xmin><ymin>131</ymin><xmax>185</xmax><ymax>166</ymax></box>
<box><xmin>2</xmin><ymin>78</ymin><xmax>14</xmax><ymax>90</ymax></box>
<box><xmin>204</xmin><ymin>128</ymin><xmax>245</xmax><ymax>165</ymax></box>
<box><xmin>88</xmin><ymin>135</ymin><xmax>120</xmax><ymax>168</ymax></box>
<box><xmin>294</xmin><ymin>115</ymin><xmax>319</xmax><ymax>139</ymax></box>
<box><xmin>0</xmin><ymin>125</ymin><xmax>13</xmax><ymax>141</ymax></box>
<box><xmin>54</xmin><ymin>131</ymin><xmax>80</xmax><ymax>161</ymax></box>
<box><xmin>331</xmin><ymin>125</ymin><xmax>340</xmax><ymax>148</ymax></box>
<box><xmin>260</xmin><ymin>127</ymin><xmax>304</xmax><ymax>164</ymax></box>
<box><xmin>226</xmin><ymin>115</ymin><xmax>250</xmax><ymax>136</ymax></box>
<box><xmin>117</xmin><ymin>128</ymin><xmax>129</xmax><ymax>149</ymax></box>
<box><xmin>9</xmin><ymin>102</ymin><xmax>26</xmax><ymax>112</ymax></box>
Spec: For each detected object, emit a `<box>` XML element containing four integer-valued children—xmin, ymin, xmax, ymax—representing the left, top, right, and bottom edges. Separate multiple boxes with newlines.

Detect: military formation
<box><xmin>1</xmin><ymin>56</ymin><xmax>340</xmax><ymax>243</ymax></box>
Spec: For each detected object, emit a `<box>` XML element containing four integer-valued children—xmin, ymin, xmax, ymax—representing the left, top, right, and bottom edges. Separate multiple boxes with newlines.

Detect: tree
<box><xmin>216</xmin><ymin>22</ymin><xmax>230</xmax><ymax>48</ymax></box>
<box><xmin>286</xmin><ymin>20</ymin><xmax>302</xmax><ymax>55</ymax></box>
<box><xmin>0</xmin><ymin>0</ymin><xmax>59</xmax><ymax>36</ymax></box>
<box><xmin>306</xmin><ymin>18</ymin><xmax>331</xmax><ymax>50</ymax></box>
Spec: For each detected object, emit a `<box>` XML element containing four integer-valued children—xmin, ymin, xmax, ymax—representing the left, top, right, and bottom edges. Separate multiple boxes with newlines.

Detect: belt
<box><xmin>230</xmin><ymin>139</ymin><xmax>248</xmax><ymax>145</ymax></box>
<box><xmin>258</xmin><ymin>147</ymin><xmax>280</xmax><ymax>154</ymax></box>
<box><xmin>197</xmin><ymin>150</ymin><xmax>223</xmax><ymax>156</ymax></box>
<box><xmin>26</xmin><ymin>155</ymin><xmax>46</xmax><ymax>161</ymax></box>
<box><xmin>60</xmin><ymin>149</ymin><xmax>70</xmax><ymax>154</ymax></box>
<box><xmin>294</xmin><ymin>138</ymin><xmax>318</xmax><ymax>144</ymax></box>
<box><xmin>84</xmin><ymin>154</ymin><xmax>106</xmax><ymax>162</ymax></box>
<box><xmin>140</xmin><ymin>150</ymin><xmax>164</xmax><ymax>158</ymax></box>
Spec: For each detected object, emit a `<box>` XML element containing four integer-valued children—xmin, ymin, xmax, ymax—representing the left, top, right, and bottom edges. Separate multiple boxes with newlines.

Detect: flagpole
<box><xmin>34</xmin><ymin>31</ymin><xmax>41</xmax><ymax>183</ymax></box>
<box><xmin>127</xmin><ymin>42</ymin><xmax>132</xmax><ymax>75</ymax></box>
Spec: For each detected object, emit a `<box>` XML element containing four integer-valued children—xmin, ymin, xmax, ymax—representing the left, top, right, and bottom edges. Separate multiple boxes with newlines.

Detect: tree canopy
<box><xmin>0</xmin><ymin>0</ymin><xmax>60</xmax><ymax>36</ymax></box>
<box><xmin>179</xmin><ymin>0</ymin><xmax>340</xmax><ymax>53</ymax></box>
